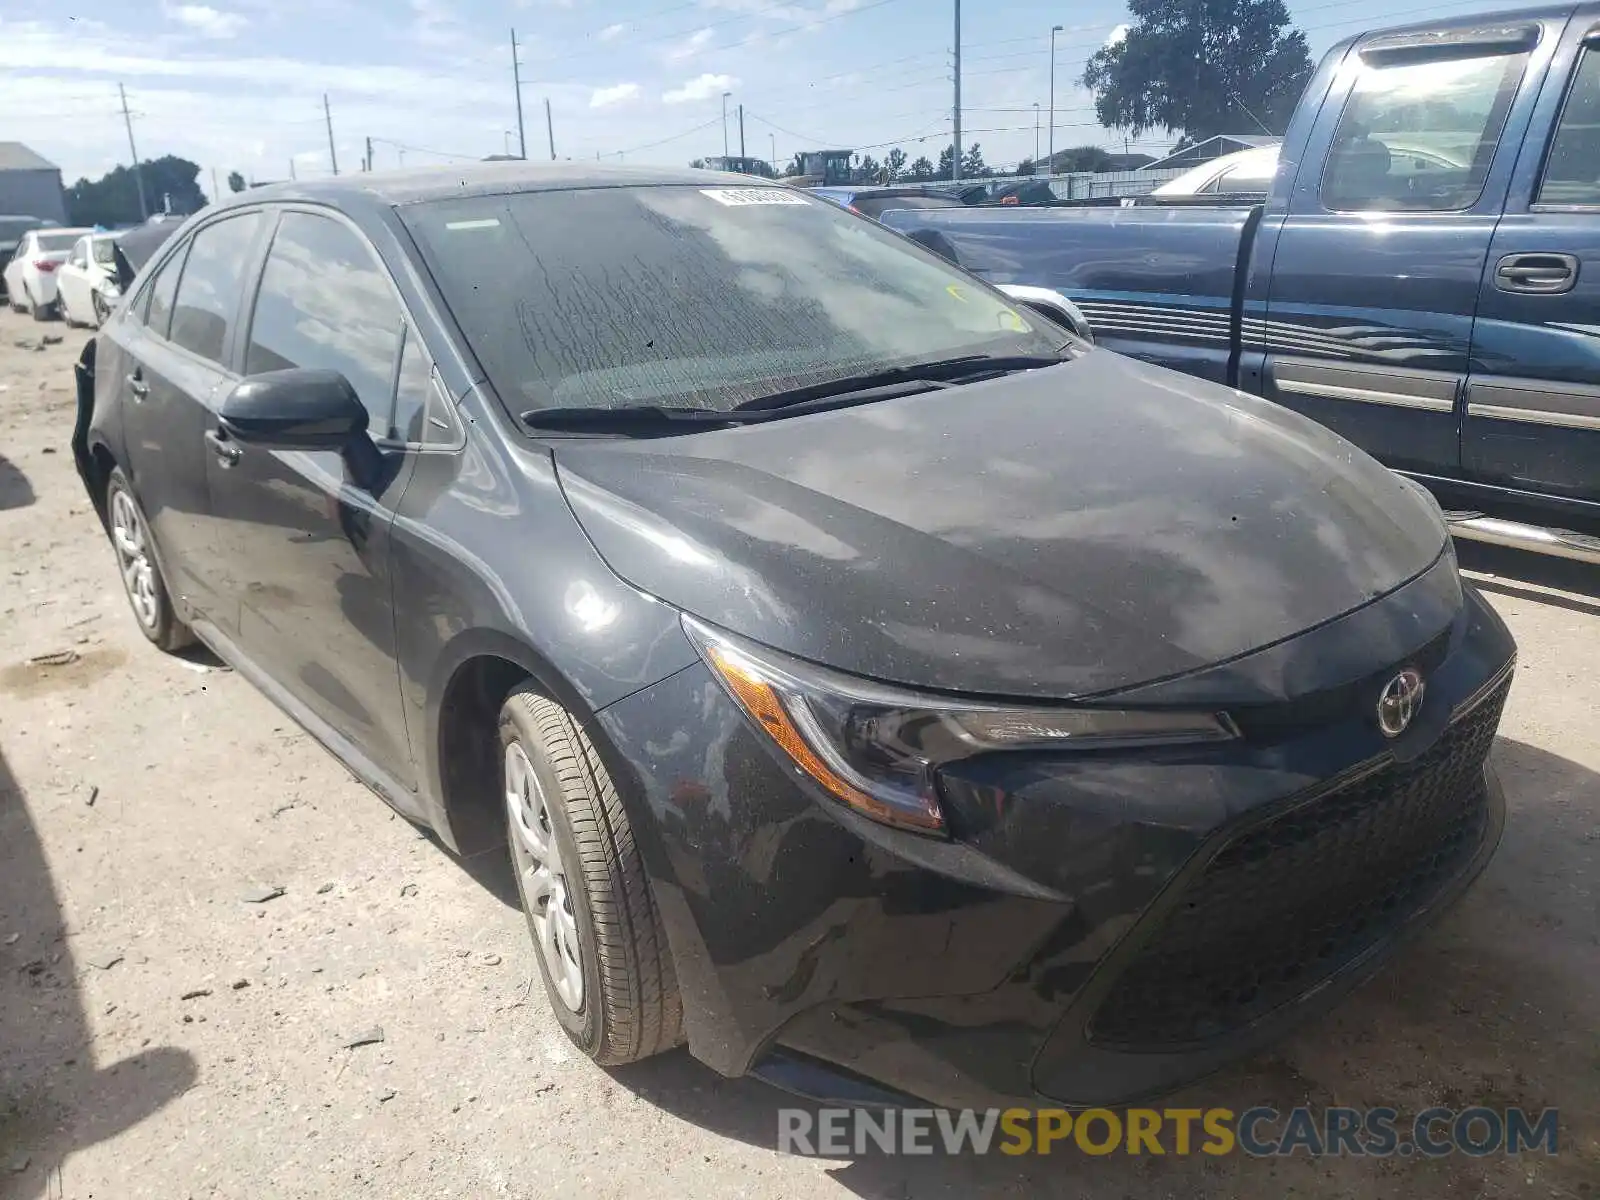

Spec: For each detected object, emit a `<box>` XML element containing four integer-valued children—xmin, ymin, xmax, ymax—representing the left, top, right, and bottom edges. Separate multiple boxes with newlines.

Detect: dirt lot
<box><xmin>0</xmin><ymin>307</ymin><xmax>1596</xmax><ymax>1199</ymax></box>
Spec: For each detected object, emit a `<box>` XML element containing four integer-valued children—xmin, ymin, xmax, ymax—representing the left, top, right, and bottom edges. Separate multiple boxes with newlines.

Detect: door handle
<box><xmin>204</xmin><ymin>428</ymin><xmax>242</xmax><ymax>467</ymax></box>
<box><xmin>126</xmin><ymin>371</ymin><xmax>149</xmax><ymax>400</ymax></box>
<box><xmin>1495</xmin><ymin>253</ymin><xmax>1579</xmax><ymax>295</ymax></box>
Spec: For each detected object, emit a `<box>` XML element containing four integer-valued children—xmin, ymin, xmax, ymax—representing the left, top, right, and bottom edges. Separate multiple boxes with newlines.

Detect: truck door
<box><xmin>1463</xmin><ymin>23</ymin><xmax>1600</xmax><ymax>504</ymax></box>
<box><xmin>1257</xmin><ymin>21</ymin><xmax>1549</xmax><ymax>476</ymax></box>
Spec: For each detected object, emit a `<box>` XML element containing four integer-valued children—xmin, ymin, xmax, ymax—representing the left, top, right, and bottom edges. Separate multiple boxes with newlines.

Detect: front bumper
<box><xmin>595</xmin><ymin>562</ymin><xmax>1515</xmax><ymax>1108</ymax></box>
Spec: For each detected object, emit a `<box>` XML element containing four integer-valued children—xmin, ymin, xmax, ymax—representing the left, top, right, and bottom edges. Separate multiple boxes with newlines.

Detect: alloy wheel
<box><xmin>505</xmin><ymin>741</ymin><xmax>585</xmax><ymax>1011</ymax></box>
<box><xmin>110</xmin><ymin>489</ymin><xmax>160</xmax><ymax>632</ymax></box>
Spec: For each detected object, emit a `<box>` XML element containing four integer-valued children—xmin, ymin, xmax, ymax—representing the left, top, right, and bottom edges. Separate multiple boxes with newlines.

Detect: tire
<box><xmin>30</xmin><ymin>288</ymin><xmax>51</xmax><ymax>322</ymax></box>
<box><xmin>59</xmin><ymin>291</ymin><xmax>78</xmax><ymax>327</ymax></box>
<box><xmin>499</xmin><ymin>687</ymin><xmax>682</xmax><ymax>1065</ymax></box>
<box><xmin>104</xmin><ymin>467</ymin><xmax>196</xmax><ymax>653</ymax></box>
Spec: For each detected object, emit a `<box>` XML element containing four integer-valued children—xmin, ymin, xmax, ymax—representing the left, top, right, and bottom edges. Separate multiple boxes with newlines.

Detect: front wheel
<box><xmin>499</xmin><ymin>687</ymin><xmax>682</xmax><ymax>1066</ymax></box>
<box><xmin>105</xmin><ymin>468</ymin><xmax>195</xmax><ymax>652</ymax></box>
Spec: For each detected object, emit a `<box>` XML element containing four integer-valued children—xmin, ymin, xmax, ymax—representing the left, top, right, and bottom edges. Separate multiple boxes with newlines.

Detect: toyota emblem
<box><xmin>1377</xmin><ymin>668</ymin><xmax>1426</xmax><ymax>738</ymax></box>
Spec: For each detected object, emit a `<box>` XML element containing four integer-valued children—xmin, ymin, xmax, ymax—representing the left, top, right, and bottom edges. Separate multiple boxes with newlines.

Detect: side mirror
<box><xmin>220</xmin><ymin>368</ymin><xmax>368</xmax><ymax>451</ymax></box>
<box><xmin>997</xmin><ymin>284</ymin><xmax>1095</xmax><ymax>346</ymax></box>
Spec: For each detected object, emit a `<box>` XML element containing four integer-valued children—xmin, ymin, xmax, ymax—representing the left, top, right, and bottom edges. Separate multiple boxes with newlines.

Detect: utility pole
<box><xmin>1033</xmin><ymin>103</ymin><xmax>1041</xmax><ymax>165</ymax></box>
<box><xmin>1048</xmin><ymin>24</ymin><xmax>1063</xmax><ymax>176</ymax></box>
<box><xmin>545</xmin><ymin>97</ymin><xmax>556</xmax><ymax>160</ymax></box>
<box><xmin>324</xmin><ymin>93</ymin><xmax>339</xmax><ymax>175</ymax></box>
<box><xmin>211</xmin><ymin>166</ymin><xmax>220</xmax><ymax>202</ymax></box>
<box><xmin>365</xmin><ymin>136</ymin><xmax>373</xmax><ymax>172</ymax></box>
<box><xmin>118</xmin><ymin>83</ymin><xmax>149</xmax><ymax>220</ymax></box>
<box><xmin>770</xmin><ymin>133</ymin><xmax>776</xmax><ymax>170</ymax></box>
<box><xmin>289</xmin><ymin>158</ymin><xmax>297</xmax><ymax>181</ymax></box>
<box><xmin>511</xmin><ymin>29</ymin><xmax>527</xmax><ymax>158</ymax></box>
<box><xmin>721</xmin><ymin>91</ymin><xmax>731</xmax><ymax>157</ymax></box>
<box><xmin>952</xmin><ymin>0</ymin><xmax>962</xmax><ymax>181</ymax></box>
<box><xmin>738</xmin><ymin>104</ymin><xmax>746</xmax><ymax>159</ymax></box>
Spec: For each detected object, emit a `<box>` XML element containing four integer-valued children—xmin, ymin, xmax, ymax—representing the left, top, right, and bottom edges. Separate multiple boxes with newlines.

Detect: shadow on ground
<box><xmin>0</xmin><ymin>455</ymin><xmax>33</xmax><ymax>512</ymax></box>
<box><xmin>597</xmin><ymin>735</ymin><xmax>1600</xmax><ymax>1198</ymax></box>
<box><xmin>0</xmin><ymin>745</ymin><xmax>198</xmax><ymax>1197</ymax></box>
<box><xmin>1457</xmin><ymin>542</ymin><xmax>1600</xmax><ymax>612</ymax></box>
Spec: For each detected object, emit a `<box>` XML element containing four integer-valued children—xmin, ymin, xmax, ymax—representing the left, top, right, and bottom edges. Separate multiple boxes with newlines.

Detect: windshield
<box><xmin>401</xmin><ymin>185</ymin><xmax>1063</xmax><ymax>416</ymax></box>
<box><xmin>91</xmin><ymin>237</ymin><xmax>117</xmax><ymax>265</ymax></box>
<box><xmin>37</xmin><ymin>232</ymin><xmax>80</xmax><ymax>253</ymax></box>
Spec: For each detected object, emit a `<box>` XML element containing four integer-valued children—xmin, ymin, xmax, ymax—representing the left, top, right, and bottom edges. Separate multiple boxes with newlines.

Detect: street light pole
<box><xmin>1048</xmin><ymin>24</ymin><xmax>1063</xmax><ymax>176</ymax></box>
<box><xmin>1033</xmin><ymin>102</ymin><xmax>1040</xmax><ymax>165</ymax></box>
<box><xmin>722</xmin><ymin>91</ymin><xmax>732</xmax><ymax>157</ymax></box>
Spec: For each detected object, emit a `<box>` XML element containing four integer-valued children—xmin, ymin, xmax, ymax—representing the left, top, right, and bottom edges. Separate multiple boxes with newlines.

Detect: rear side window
<box><xmin>170</xmin><ymin>212</ymin><xmax>264</xmax><ymax>365</ymax></box>
<box><xmin>1322</xmin><ymin>50</ymin><xmax>1529</xmax><ymax>211</ymax></box>
<box><xmin>244</xmin><ymin>212</ymin><xmax>402</xmax><ymax>437</ymax></box>
<box><xmin>1538</xmin><ymin>48</ymin><xmax>1600</xmax><ymax>206</ymax></box>
<box><xmin>141</xmin><ymin>244</ymin><xmax>187</xmax><ymax>339</ymax></box>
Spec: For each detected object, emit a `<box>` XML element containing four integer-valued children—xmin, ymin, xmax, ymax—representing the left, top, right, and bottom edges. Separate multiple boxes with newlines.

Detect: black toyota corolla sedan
<box><xmin>71</xmin><ymin>163</ymin><xmax>1514</xmax><ymax>1108</ymax></box>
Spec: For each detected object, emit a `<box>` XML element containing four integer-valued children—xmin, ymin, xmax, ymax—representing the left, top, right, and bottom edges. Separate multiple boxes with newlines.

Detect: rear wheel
<box><xmin>499</xmin><ymin>687</ymin><xmax>681</xmax><ymax>1065</ymax></box>
<box><xmin>29</xmin><ymin>287</ymin><xmax>50</xmax><ymax>322</ymax></box>
<box><xmin>105</xmin><ymin>468</ymin><xmax>195</xmax><ymax>653</ymax></box>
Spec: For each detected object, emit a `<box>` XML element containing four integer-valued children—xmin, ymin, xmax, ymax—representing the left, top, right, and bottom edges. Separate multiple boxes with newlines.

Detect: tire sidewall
<box><xmin>105</xmin><ymin>468</ymin><xmax>177</xmax><ymax>647</ymax></box>
<box><xmin>498</xmin><ymin>704</ymin><xmax>607</xmax><ymax>1054</ymax></box>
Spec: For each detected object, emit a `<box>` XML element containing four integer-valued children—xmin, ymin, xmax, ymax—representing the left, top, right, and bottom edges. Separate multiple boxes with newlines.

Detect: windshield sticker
<box><xmin>444</xmin><ymin>218</ymin><xmax>502</xmax><ymax>230</ymax></box>
<box><xmin>699</xmin><ymin>189</ymin><xmax>809</xmax><ymax>206</ymax></box>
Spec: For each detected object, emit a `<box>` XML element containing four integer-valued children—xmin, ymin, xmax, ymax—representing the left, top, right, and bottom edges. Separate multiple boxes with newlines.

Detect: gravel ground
<box><xmin>1</xmin><ymin>309</ymin><xmax>1596</xmax><ymax>1199</ymax></box>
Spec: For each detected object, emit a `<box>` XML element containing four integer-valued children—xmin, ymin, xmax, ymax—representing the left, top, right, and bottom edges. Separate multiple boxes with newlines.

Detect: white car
<box><xmin>56</xmin><ymin>233</ymin><xmax>122</xmax><ymax>328</ymax></box>
<box><xmin>1152</xmin><ymin>146</ymin><xmax>1281</xmax><ymax>196</ymax></box>
<box><xmin>3</xmin><ymin>226</ymin><xmax>93</xmax><ymax>320</ymax></box>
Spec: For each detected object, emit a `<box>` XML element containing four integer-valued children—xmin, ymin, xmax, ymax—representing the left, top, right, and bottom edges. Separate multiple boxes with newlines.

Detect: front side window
<box><xmin>1322</xmin><ymin>49</ymin><xmax>1529</xmax><ymax>211</ymax></box>
<box><xmin>245</xmin><ymin>212</ymin><xmax>402</xmax><ymax>437</ymax></box>
<box><xmin>169</xmin><ymin>212</ymin><xmax>264</xmax><ymax>365</ymax></box>
<box><xmin>1538</xmin><ymin>47</ymin><xmax>1600</xmax><ymax>206</ymax></box>
<box><xmin>401</xmin><ymin>186</ymin><xmax>1062</xmax><ymax>417</ymax></box>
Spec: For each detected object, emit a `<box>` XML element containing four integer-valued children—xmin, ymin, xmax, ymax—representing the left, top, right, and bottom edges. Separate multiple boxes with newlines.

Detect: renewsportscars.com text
<box><xmin>777</xmin><ymin>1106</ymin><xmax>1560</xmax><ymax>1158</ymax></box>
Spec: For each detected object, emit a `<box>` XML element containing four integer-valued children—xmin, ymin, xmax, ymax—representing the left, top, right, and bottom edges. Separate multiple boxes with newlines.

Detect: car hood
<box><xmin>553</xmin><ymin>351</ymin><xmax>1448</xmax><ymax>699</ymax></box>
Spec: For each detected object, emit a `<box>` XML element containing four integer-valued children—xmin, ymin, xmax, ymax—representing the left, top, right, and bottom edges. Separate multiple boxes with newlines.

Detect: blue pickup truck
<box><xmin>884</xmin><ymin>4</ymin><xmax>1600</xmax><ymax>564</ymax></box>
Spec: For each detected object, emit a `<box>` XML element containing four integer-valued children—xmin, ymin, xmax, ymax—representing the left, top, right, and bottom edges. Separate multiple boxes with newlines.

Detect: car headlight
<box><xmin>683</xmin><ymin>616</ymin><xmax>1236</xmax><ymax>836</ymax></box>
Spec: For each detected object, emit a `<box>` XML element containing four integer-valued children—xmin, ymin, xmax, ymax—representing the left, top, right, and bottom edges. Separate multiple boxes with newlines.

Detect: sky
<box><xmin>2</xmin><ymin>0</ymin><xmax>1492</xmax><ymax>198</ymax></box>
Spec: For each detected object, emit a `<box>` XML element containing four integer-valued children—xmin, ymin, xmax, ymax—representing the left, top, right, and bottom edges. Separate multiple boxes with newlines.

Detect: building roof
<box><xmin>1147</xmin><ymin>135</ymin><xmax>1282</xmax><ymax>170</ymax></box>
<box><xmin>228</xmin><ymin>160</ymin><xmax>759</xmax><ymax>209</ymax></box>
<box><xmin>0</xmin><ymin>142</ymin><xmax>60</xmax><ymax>172</ymax></box>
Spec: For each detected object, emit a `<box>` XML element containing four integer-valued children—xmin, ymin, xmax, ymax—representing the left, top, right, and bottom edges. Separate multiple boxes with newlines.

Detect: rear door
<box><xmin>1258</xmin><ymin>20</ymin><xmax>1550</xmax><ymax>475</ymax></box>
<box><xmin>1463</xmin><ymin>21</ymin><xmax>1600</xmax><ymax>502</ymax></box>
<box><xmin>205</xmin><ymin>207</ymin><xmax>421</xmax><ymax>784</ymax></box>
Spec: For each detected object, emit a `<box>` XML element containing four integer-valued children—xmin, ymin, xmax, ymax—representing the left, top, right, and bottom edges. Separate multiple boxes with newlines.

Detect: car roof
<box><xmin>211</xmin><ymin>161</ymin><xmax>774</xmax><ymax>211</ymax></box>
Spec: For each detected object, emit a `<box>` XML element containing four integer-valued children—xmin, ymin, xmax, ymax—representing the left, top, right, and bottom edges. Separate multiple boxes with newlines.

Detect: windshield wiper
<box><xmin>520</xmin><ymin>354</ymin><xmax>1067</xmax><ymax>432</ymax></box>
<box><xmin>732</xmin><ymin>353</ymin><xmax>1066</xmax><ymax>413</ymax></box>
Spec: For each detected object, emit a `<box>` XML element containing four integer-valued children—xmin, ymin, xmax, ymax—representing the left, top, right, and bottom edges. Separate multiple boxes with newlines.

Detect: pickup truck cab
<box><xmin>885</xmin><ymin>4</ymin><xmax>1600</xmax><ymax>563</ymax></box>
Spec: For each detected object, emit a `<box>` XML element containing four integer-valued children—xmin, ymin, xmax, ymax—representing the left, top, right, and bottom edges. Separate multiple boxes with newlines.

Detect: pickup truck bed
<box><xmin>884</xmin><ymin>3</ymin><xmax>1600</xmax><ymax>560</ymax></box>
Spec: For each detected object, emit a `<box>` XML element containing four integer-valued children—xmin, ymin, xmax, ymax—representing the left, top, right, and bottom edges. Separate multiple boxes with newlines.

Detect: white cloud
<box><xmin>589</xmin><ymin>82</ymin><xmax>640</xmax><ymax>108</ymax></box>
<box><xmin>662</xmin><ymin>72</ymin><xmax>736</xmax><ymax>104</ymax></box>
<box><xmin>1105</xmin><ymin>23</ymin><xmax>1129</xmax><ymax>47</ymax></box>
<box><xmin>598</xmin><ymin>22</ymin><xmax>626</xmax><ymax>41</ymax></box>
<box><xmin>163</xmin><ymin>3</ymin><xmax>246</xmax><ymax>38</ymax></box>
<box><xmin>664</xmin><ymin>27</ymin><xmax>714</xmax><ymax>61</ymax></box>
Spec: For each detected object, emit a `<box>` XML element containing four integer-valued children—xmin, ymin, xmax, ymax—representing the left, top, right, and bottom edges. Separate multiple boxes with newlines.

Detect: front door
<box><xmin>1464</xmin><ymin>24</ymin><xmax>1600</xmax><ymax>504</ymax></box>
<box><xmin>205</xmin><ymin>208</ymin><xmax>420</xmax><ymax>786</ymax></box>
<box><xmin>1256</xmin><ymin>21</ymin><xmax>1549</xmax><ymax>476</ymax></box>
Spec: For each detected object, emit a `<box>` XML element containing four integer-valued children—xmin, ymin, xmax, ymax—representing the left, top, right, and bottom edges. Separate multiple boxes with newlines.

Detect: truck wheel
<box><xmin>499</xmin><ymin>687</ymin><xmax>682</xmax><ymax>1066</ymax></box>
<box><xmin>105</xmin><ymin>468</ymin><xmax>196</xmax><ymax>652</ymax></box>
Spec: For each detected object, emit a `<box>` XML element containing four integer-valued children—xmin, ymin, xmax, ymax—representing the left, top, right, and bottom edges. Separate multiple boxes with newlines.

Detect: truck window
<box><xmin>1537</xmin><ymin>48</ymin><xmax>1600</xmax><ymax>206</ymax></box>
<box><xmin>1322</xmin><ymin>49</ymin><xmax>1529</xmax><ymax>212</ymax></box>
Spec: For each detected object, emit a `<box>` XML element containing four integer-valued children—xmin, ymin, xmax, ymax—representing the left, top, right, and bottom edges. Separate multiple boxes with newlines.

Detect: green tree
<box><xmin>226</xmin><ymin>170</ymin><xmax>246</xmax><ymax>193</ymax></box>
<box><xmin>1051</xmin><ymin>145</ymin><xmax>1116</xmax><ymax>174</ymax></box>
<box><xmin>784</xmin><ymin>154</ymin><xmax>804</xmax><ymax>177</ymax></box>
<box><xmin>907</xmin><ymin>155</ymin><xmax>934</xmax><ymax>181</ymax></box>
<box><xmin>1081</xmin><ymin>0</ymin><xmax>1313</xmax><ymax>142</ymax></box>
<box><xmin>1016</xmin><ymin>158</ymin><xmax>1036</xmax><ymax>176</ymax></box>
<box><xmin>856</xmin><ymin>154</ymin><xmax>881</xmax><ymax>184</ymax></box>
<box><xmin>883</xmin><ymin>148</ymin><xmax>907</xmax><ymax>181</ymax></box>
<box><xmin>67</xmin><ymin>155</ymin><xmax>207</xmax><ymax>225</ymax></box>
<box><xmin>936</xmin><ymin>145</ymin><xmax>954</xmax><ymax>180</ymax></box>
<box><xmin>960</xmin><ymin>143</ymin><xmax>988</xmax><ymax>178</ymax></box>
<box><xmin>689</xmin><ymin>158</ymin><xmax>707</xmax><ymax>169</ymax></box>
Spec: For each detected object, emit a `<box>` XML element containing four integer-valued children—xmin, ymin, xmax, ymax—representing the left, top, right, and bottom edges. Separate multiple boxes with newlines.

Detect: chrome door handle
<box><xmin>126</xmin><ymin>372</ymin><xmax>149</xmax><ymax>399</ymax></box>
<box><xmin>1495</xmin><ymin>253</ymin><xmax>1578</xmax><ymax>294</ymax></box>
<box><xmin>203</xmin><ymin>428</ymin><xmax>242</xmax><ymax>466</ymax></box>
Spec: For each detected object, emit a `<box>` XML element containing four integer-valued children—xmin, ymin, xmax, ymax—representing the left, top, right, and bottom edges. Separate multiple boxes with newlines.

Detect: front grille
<box><xmin>1088</xmin><ymin>676</ymin><xmax>1509</xmax><ymax>1051</ymax></box>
